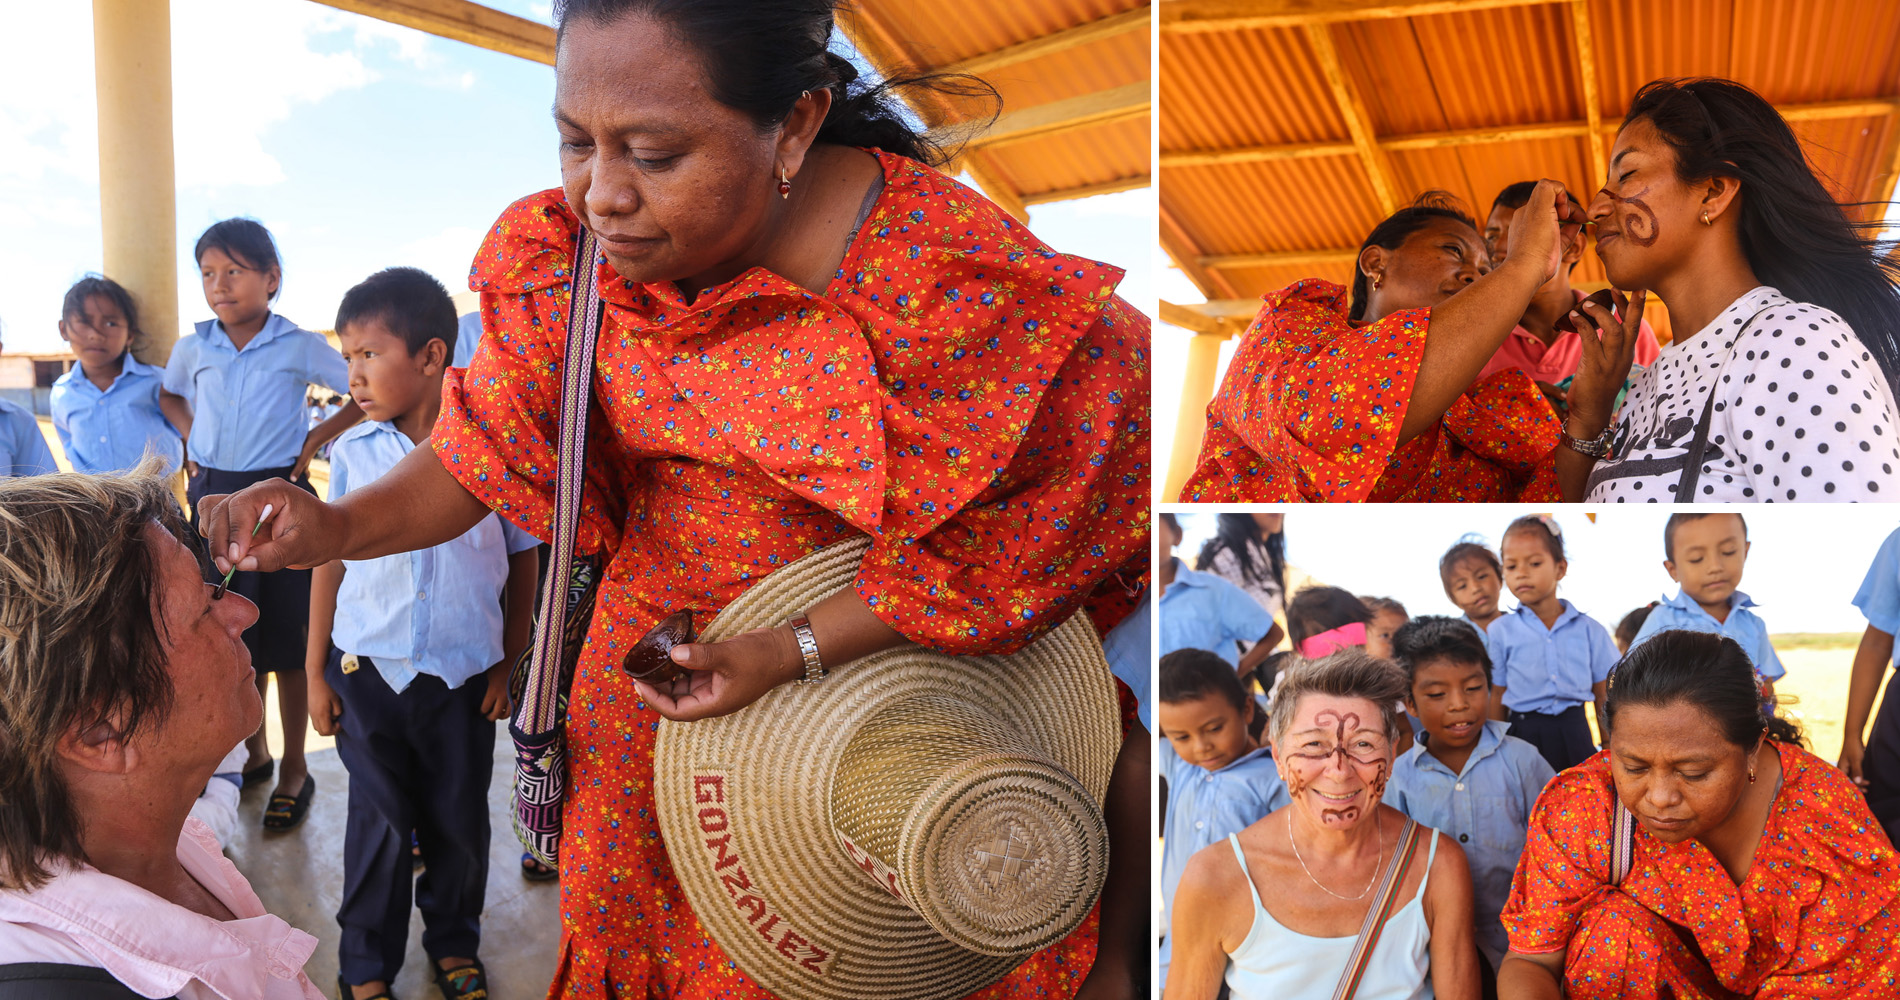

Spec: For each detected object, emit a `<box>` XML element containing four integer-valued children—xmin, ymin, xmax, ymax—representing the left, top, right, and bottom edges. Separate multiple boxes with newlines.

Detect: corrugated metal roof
<box><xmin>1161</xmin><ymin>0</ymin><xmax>1900</xmax><ymax>311</ymax></box>
<box><xmin>845</xmin><ymin>0</ymin><xmax>1152</xmax><ymax>211</ymax></box>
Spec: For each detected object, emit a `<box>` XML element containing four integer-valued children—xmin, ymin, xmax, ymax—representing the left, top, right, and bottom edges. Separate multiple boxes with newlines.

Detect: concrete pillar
<box><xmin>1163</xmin><ymin>330</ymin><xmax>1227</xmax><ymax>501</ymax></box>
<box><xmin>93</xmin><ymin>0</ymin><xmax>179</xmax><ymax>364</ymax></box>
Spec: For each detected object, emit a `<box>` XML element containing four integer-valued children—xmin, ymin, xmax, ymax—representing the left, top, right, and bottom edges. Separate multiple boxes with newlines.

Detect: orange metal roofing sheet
<box><xmin>1161</xmin><ymin>0</ymin><xmax>1900</xmax><ymax>302</ymax></box>
<box><xmin>849</xmin><ymin>0</ymin><xmax>1152</xmax><ymax>204</ymax></box>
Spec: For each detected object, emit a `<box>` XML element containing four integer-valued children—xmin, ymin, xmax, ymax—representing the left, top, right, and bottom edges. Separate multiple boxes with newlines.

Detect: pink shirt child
<box><xmin>1477</xmin><ymin>288</ymin><xmax>1662</xmax><ymax>384</ymax></box>
<box><xmin>0</xmin><ymin>818</ymin><xmax>323</xmax><ymax>999</ymax></box>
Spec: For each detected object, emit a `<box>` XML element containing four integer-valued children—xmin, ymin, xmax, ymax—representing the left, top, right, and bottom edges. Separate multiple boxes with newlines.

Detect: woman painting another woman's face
<box><xmin>1164</xmin><ymin>653</ymin><xmax>1479</xmax><ymax>1000</ymax></box>
<box><xmin>1499</xmin><ymin>631</ymin><xmax>1900</xmax><ymax>999</ymax></box>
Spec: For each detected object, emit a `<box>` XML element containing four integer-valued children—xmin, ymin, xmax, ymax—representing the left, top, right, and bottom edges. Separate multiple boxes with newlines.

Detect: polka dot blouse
<box><xmin>1586</xmin><ymin>286</ymin><xmax>1900</xmax><ymax>502</ymax></box>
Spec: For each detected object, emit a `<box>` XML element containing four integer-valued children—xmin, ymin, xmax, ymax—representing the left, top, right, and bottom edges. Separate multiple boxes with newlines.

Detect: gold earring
<box><xmin>778</xmin><ymin>166</ymin><xmax>791</xmax><ymax>200</ymax></box>
<box><xmin>1702</xmin><ymin>211</ymin><xmax>1712</xmax><ymax>226</ymax></box>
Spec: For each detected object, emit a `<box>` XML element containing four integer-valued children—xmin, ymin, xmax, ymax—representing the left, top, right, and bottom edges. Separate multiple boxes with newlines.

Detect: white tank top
<box><xmin>1223</xmin><ymin>828</ymin><xmax>1438</xmax><ymax>1000</ymax></box>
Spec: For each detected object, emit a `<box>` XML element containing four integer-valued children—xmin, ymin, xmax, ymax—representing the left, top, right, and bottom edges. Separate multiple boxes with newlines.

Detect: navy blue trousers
<box><xmin>327</xmin><ymin>648</ymin><xmax>493</xmax><ymax>985</ymax></box>
<box><xmin>1509</xmin><ymin>703</ymin><xmax>1598</xmax><ymax>774</ymax></box>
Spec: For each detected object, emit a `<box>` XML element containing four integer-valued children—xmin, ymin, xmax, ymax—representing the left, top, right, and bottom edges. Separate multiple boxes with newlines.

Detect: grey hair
<box><xmin>1269</xmin><ymin>650</ymin><xmax>1410</xmax><ymax>750</ymax></box>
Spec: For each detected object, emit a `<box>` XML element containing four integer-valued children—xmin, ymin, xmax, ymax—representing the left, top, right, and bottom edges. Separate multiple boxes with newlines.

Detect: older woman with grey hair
<box><xmin>0</xmin><ymin>464</ymin><xmax>324</xmax><ymax>998</ymax></box>
<box><xmin>1166</xmin><ymin>651</ymin><xmax>1479</xmax><ymax>1000</ymax></box>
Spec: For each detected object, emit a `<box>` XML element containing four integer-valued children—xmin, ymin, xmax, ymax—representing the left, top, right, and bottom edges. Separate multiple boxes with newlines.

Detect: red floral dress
<box><xmin>432</xmin><ymin>150</ymin><xmax>1149</xmax><ymax>999</ymax></box>
<box><xmin>1502</xmin><ymin>743</ymin><xmax>1900</xmax><ymax>998</ymax></box>
<box><xmin>1178</xmin><ymin>279</ymin><xmax>1561</xmax><ymax>502</ymax></box>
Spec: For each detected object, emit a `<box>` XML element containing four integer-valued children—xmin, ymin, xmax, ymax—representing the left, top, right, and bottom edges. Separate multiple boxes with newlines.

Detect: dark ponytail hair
<box><xmin>1607</xmin><ymin>629</ymin><xmax>1803</xmax><ymax>748</ymax></box>
<box><xmin>1349</xmin><ymin>191</ymin><xmax>1476</xmax><ymax>322</ymax></box>
<box><xmin>553</xmin><ymin>0</ymin><xmax>998</xmax><ymax>167</ymax></box>
<box><xmin>60</xmin><ymin>275</ymin><xmax>145</xmax><ymax>354</ymax></box>
<box><xmin>1623</xmin><ymin>78</ymin><xmax>1900</xmax><ymax>385</ymax></box>
<box><xmin>1197</xmin><ymin>513</ymin><xmax>1286</xmax><ymax>594</ymax></box>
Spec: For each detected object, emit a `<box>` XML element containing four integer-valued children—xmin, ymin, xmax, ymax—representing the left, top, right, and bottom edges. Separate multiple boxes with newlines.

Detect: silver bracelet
<box><xmin>787</xmin><ymin>612</ymin><xmax>827</xmax><ymax>684</ymax></box>
<box><xmin>1560</xmin><ymin>420</ymin><xmax>1615</xmax><ymax>458</ymax></box>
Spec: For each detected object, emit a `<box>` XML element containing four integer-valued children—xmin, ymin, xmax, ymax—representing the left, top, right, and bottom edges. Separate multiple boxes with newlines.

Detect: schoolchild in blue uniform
<box><xmin>1385</xmin><ymin>616</ymin><xmax>1554</xmax><ymax>989</ymax></box>
<box><xmin>161</xmin><ymin>218</ymin><xmax>364</xmax><ymax>826</ymax></box>
<box><xmin>0</xmin><ymin>323</ymin><xmax>57</xmax><ymax>478</ymax></box>
<box><xmin>1487</xmin><ymin>514</ymin><xmax>1618</xmax><ymax>773</ymax></box>
<box><xmin>1629</xmin><ymin>512</ymin><xmax>1784</xmax><ymax>706</ymax></box>
<box><xmin>1156</xmin><ymin>647</ymin><xmax>1289</xmax><ymax>989</ymax></box>
<box><xmin>1158</xmin><ymin>512</ymin><xmax>1277</xmax><ymax>676</ymax></box>
<box><xmin>51</xmin><ymin>275</ymin><xmax>183</xmax><ymax>475</ymax></box>
<box><xmin>308</xmin><ymin>268</ymin><xmax>537</xmax><ymax>1000</ymax></box>
<box><xmin>1843</xmin><ymin>525</ymin><xmax>1900</xmax><ymax>846</ymax></box>
<box><xmin>1439</xmin><ymin>538</ymin><xmax>1505</xmax><ymax>655</ymax></box>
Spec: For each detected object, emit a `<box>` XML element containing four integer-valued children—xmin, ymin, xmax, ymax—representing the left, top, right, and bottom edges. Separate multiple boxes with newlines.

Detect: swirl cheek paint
<box><xmin>1604</xmin><ymin>186</ymin><xmax>1660</xmax><ymax>247</ymax></box>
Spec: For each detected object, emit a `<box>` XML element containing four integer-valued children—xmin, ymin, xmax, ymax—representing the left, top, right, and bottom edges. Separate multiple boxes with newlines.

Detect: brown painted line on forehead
<box><xmin>1604</xmin><ymin>186</ymin><xmax>1660</xmax><ymax>248</ymax></box>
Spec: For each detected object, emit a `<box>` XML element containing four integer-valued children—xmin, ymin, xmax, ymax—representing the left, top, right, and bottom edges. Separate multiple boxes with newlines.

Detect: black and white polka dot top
<box><xmin>1585</xmin><ymin>286</ymin><xmax>1900</xmax><ymax>502</ymax></box>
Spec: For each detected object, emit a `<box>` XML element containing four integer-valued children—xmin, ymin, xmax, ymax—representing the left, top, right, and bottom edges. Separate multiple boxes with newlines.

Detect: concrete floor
<box><xmin>225</xmin><ymin>691</ymin><xmax>561</xmax><ymax>1000</ymax></box>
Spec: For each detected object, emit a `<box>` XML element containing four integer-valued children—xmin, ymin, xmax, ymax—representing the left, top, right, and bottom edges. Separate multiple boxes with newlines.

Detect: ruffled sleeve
<box><xmin>1181</xmin><ymin>280</ymin><xmax>1425</xmax><ymax>502</ymax></box>
<box><xmin>853</xmin><ymin>294</ymin><xmax>1149</xmax><ymax>655</ymax></box>
<box><xmin>432</xmin><ymin>189</ymin><xmax>627</xmax><ymax>554</ymax></box>
<box><xmin>1501</xmin><ymin>758</ymin><xmax>1619</xmax><ymax>955</ymax></box>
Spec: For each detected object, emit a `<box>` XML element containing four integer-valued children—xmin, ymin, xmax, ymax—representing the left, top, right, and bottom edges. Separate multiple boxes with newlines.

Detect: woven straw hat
<box><xmin>653</xmin><ymin>536</ymin><xmax>1121</xmax><ymax>1000</ymax></box>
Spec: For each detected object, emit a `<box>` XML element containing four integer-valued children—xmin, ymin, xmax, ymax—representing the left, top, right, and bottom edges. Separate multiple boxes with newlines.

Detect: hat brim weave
<box><xmin>653</xmin><ymin>536</ymin><xmax>1121</xmax><ymax>1000</ymax></box>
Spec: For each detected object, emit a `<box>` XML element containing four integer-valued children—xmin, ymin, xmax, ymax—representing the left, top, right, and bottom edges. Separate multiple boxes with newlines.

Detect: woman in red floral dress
<box><xmin>198</xmin><ymin>2</ymin><xmax>1149</xmax><ymax>998</ymax></box>
<box><xmin>1180</xmin><ymin>183</ymin><xmax>1633</xmax><ymax>503</ymax></box>
<box><xmin>1499</xmin><ymin>631</ymin><xmax>1900</xmax><ymax>999</ymax></box>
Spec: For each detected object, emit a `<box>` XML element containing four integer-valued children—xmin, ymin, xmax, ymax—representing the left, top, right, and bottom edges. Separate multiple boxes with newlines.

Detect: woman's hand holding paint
<box><xmin>1565</xmin><ymin>287</ymin><xmax>1648</xmax><ymax>438</ymax></box>
<box><xmin>1503</xmin><ymin>178</ymin><xmax>1589</xmax><ymax>286</ymax></box>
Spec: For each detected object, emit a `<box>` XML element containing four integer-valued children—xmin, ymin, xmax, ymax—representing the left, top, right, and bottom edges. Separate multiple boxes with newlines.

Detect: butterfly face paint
<box><xmin>1279</xmin><ymin>705</ymin><xmax>1393</xmax><ymax>825</ymax></box>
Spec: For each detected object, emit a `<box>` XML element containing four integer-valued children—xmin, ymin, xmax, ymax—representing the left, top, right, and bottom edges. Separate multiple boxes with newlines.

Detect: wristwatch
<box><xmin>786</xmin><ymin>612</ymin><xmax>827</xmax><ymax>684</ymax></box>
<box><xmin>1560</xmin><ymin>420</ymin><xmax>1615</xmax><ymax>458</ymax></box>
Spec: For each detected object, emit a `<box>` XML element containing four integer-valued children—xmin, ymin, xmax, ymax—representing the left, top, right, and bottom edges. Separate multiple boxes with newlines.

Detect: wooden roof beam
<box><xmin>943</xmin><ymin>8</ymin><xmax>1151</xmax><ymax>76</ymax></box>
<box><xmin>307</xmin><ymin>0</ymin><xmax>554</xmax><ymax>64</ymax></box>
<box><xmin>1193</xmin><ymin>247</ymin><xmax>1360</xmax><ymax>269</ymax></box>
<box><xmin>1864</xmin><ymin>117</ymin><xmax>1900</xmax><ymax>217</ymax></box>
<box><xmin>1162</xmin><ymin>202</ymin><xmax>1240</xmax><ymax>299</ymax></box>
<box><xmin>1568</xmin><ymin>0</ymin><xmax>1605</xmax><ymax>180</ymax></box>
<box><xmin>1162</xmin><ymin>0</ymin><xmax>1560</xmax><ymax>33</ymax></box>
<box><xmin>1021</xmin><ymin>175</ymin><xmax>1152</xmax><ymax>206</ymax></box>
<box><xmin>1161</xmin><ymin>98</ymin><xmax>1900</xmax><ymax>168</ymax></box>
<box><xmin>1303</xmin><ymin>22</ymin><xmax>1399</xmax><ymax>215</ymax></box>
<box><xmin>951</xmin><ymin>82</ymin><xmax>1152</xmax><ymax>152</ymax></box>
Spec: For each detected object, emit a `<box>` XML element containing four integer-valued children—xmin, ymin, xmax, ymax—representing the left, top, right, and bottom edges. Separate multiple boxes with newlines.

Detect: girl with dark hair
<box><xmin>51</xmin><ymin>275</ymin><xmax>183</xmax><ymax>476</ymax></box>
<box><xmin>1499</xmin><ymin>630</ymin><xmax>1900</xmax><ymax>998</ymax></box>
<box><xmin>1439</xmin><ymin>538</ymin><xmax>1506</xmax><ymax>641</ymax></box>
<box><xmin>198</xmin><ymin>3</ymin><xmax>1150</xmax><ymax>998</ymax></box>
<box><xmin>1560</xmin><ymin>77</ymin><xmax>1900</xmax><ymax>502</ymax></box>
<box><xmin>1198</xmin><ymin>512</ymin><xmax>1288</xmax><ymax>650</ymax></box>
<box><xmin>1285</xmin><ymin>584</ymin><xmax>1374</xmax><ymax>658</ymax></box>
<box><xmin>161</xmin><ymin>218</ymin><xmax>362</xmax><ymax>838</ymax></box>
<box><xmin>1181</xmin><ymin>182</ymin><xmax>1600</xmax><ymax>502</ymax></box>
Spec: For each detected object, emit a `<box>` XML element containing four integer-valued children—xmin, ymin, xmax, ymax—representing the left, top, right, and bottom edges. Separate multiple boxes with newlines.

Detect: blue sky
<box><xmin>0</xmin><ymin>0</ymin><xmax>1151</xmax><ymax>355</ymax></box>
<box><xmin>1170</xmin><ymin>504</ymin><xmax>1898</xmax><ymax>635</ymax></box>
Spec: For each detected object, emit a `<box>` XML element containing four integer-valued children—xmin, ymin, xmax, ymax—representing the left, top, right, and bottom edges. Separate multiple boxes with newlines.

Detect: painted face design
<box><xmin>1282</xmin><ymin>710</ymin><xmax>1391</xmax><ymax>823</ymax></box>
<box><xmin>1603</xmin><ymin>186</ymin><xmax>1659</xmax><ymax>247</ymax></box>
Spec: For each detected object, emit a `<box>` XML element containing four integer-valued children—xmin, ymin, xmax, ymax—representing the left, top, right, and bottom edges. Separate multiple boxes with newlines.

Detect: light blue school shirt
<box><xmin>1384</xmin><ymin>720</ymin><xmax>1554</xmax><ymax>967</ymax></box>
<box><xmin>1629</xmin><ymin>588</ymin><xmax>1785</xmax><ymax>680</ymax></box>
<box><xmin>1158</xmin><ymin>740</ymin><xmax>1289</xmax><ymax>986</ymax></box>
<box><xmin>1460</xmin><ymin>613</ymin><xmax>1495</xmax><ymax>656</ymax></box>
<box><xmin>1101</xmin><ymin>588</ymin><xmax>1151</xmax><ymax>730</ymax></box>
<box><xmin>328</xmin><ymin>420</ymin><xmax>538</xmax><ymax>692</ymax></box>
<box><xmin>1855</xmin><ymin>526</ymin><xmax>1900</xmax><ymax>666</ymax></box>
<box><xmin>1489</xmin><ymin>601</ymin><xmax>1619</xmax><ymax>715</ymax></box>
<box><xmin>453</xmin><ymin>311</ymin><xmax>482</xmax><ymax>369</ymax></box>
<box><xmin>0</xmin><ymin>399</ymin><xmax>56</xmax><ymax>477</ymax></box>
<box><xmin>1159</xmin><ymin>559</ymin><xmax>1277</xmax><ymax>667</ymax></box>
<box><xmin>49</xmin><ymin>356</ymin><xmax>183</xmax><ymax>475</ymax></box>
<box><xmin>162</xmin><ymin>313</ymin><xmax>350</xmax><ymax>471</ymax></box>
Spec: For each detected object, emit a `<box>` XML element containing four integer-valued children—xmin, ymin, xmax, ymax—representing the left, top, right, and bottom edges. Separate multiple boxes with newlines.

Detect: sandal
<box><xmin>432</xmin><ymin>959</ymin><xmax>489</xmax><ymax>1000</ymax></box>
<box><xmin>262</xmin><ymin>775</ymin><xmax>316</xmax><ymax>832</ymax></box>
<box><xmin>335</xmin><ymin>974</ymin><xmax>397</xmax><ymax>1000</ymax></box>
<box><xmin>521</xmin><ymin>851</ymin><xmax>557</xmax><ymax>882</ymax></box>
<box><xmin>242</xmin><ymin>758</ymin><xmax>273</xmax><ymax>787</ymax></box>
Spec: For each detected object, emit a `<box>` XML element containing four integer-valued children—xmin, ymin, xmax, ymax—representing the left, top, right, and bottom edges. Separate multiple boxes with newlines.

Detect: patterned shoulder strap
<box><xmin>517</xmin><ymin>228</ymin><xmax>602</xmax><ymax>734</ymax></box>
<box><xmin>1331</xmin><ymin>818</ymin><xmax>1422</xmax><ymax>1000</ymax></box>
<box><xmin>1610</xmin><ymin>796</ymin><xmax>1636</xmax><ymax>885</ymax></box>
